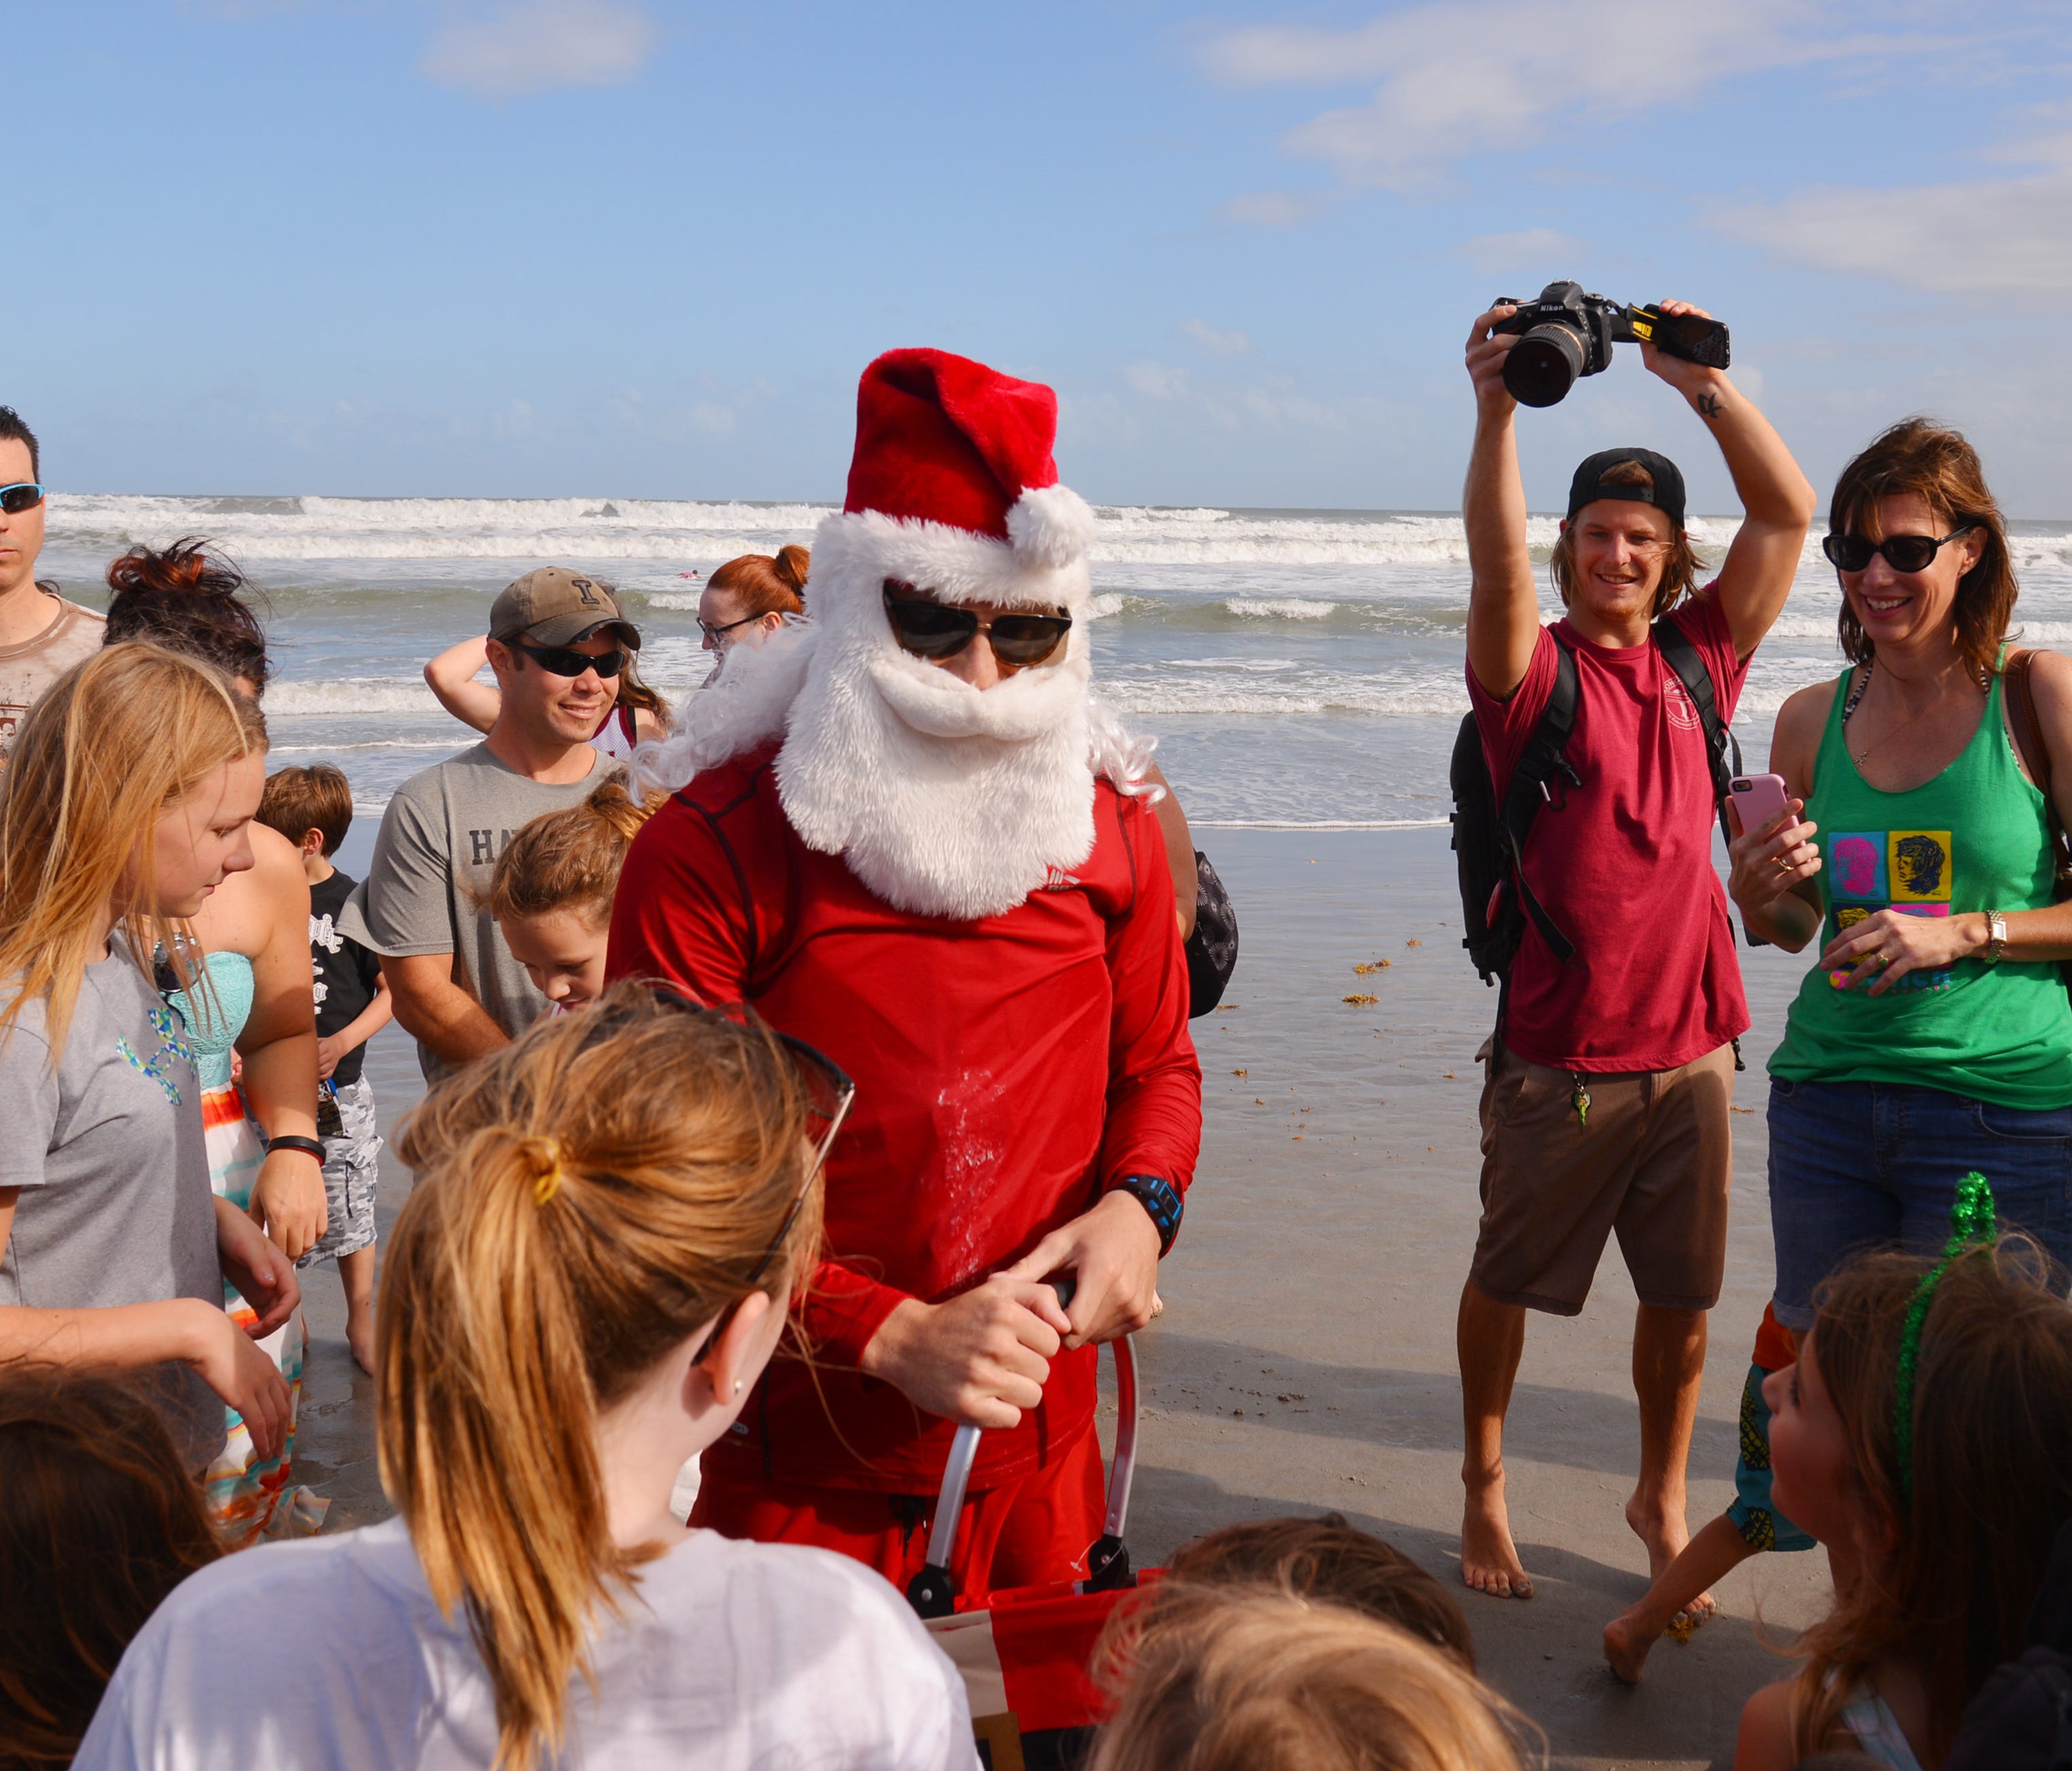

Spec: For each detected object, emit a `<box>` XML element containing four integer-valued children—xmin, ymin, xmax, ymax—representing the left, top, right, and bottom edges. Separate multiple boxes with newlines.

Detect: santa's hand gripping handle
<box><xmin>906</xmin><ymin>1278</ymin><xmax>1141</xmax><ymax>1620</ymax></box>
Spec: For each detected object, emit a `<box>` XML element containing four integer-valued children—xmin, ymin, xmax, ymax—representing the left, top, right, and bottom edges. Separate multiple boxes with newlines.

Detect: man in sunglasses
<box><xmin>0</xmin><ymin>406</ymin><xmax>103</xmax><ymax>758</ymax></box>
<box><xmin>612</xmin><ymin>348</ymin><xmax>1200</xmax><ymax>1604</ymax></box>
<box><xmin>340</xmin><ymin>568</ymin><xmax>637</xmax><ymax>1081</ymax></box>
<box><xmin>1454</xmin><ymin>300</ymin><xmax>1817</xmax><ymax>1607</ymax></box>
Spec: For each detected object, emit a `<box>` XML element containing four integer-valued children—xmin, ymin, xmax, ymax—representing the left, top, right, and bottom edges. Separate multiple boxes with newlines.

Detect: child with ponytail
<box><xmin>488</xmin><ymin>777</ymin><xmax>662</xmax><ymax>1014</ymax></box>
<box><xmin>75</xmin><ymin>982</ymin><xmax>974</xmax><ymax>1771</ymax></box>
<box><xmin>1734</xmin><ymin>1186</ymin><xmax>2072</xmax><ymax>1770</ymax></box>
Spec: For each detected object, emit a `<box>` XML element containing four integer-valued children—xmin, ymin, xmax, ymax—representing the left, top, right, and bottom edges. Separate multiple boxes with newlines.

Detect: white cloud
<box><xmin>1218</xmin><ymin>190</ymin><xmax>1336</xmax><ymax>228</ymax></box>
<box><xmin>1182</xmin><ymin>318</ymin><xmax>1252</xmax><ymax>357</ymax></box>
<box><xmin>1715</xmin><ymin>154</ymin><xmax>2072</xmax><ymax>295</ymax></box>
<box><xmin>1457</xmin><ymin>228</ymin><xmax>1589</xmax><ymax>275</ymax></box>
<box><xmin>1200</xmin><ymin>0</ymin><xmax>1952</xmax><ymax>190</ymax></box>
<box><xmin>1124</xmin><ymin>361</ymin><xmax>1190</xmax><ymax>401</ymax></box>
<box><xmin>421</xmin><ymin>0</ymin><xmax>658</xmax><ymax>98</ymax></box>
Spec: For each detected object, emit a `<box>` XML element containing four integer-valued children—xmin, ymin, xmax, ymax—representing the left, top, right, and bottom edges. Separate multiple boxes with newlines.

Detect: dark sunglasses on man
<box><xmin>516</xmin><ymin>639</ymin><xmax>628</xmax><ymax>679</ymax></box>
<box><xmin>1822</xmin><ymin>526</ymin><xmax>1977</xmax><ymax>575</ymax></box>
<box><xmin>882</xmin><ymin>582</ymin><xmax>1072</xmax><ymax>668</ymax></box>
<box><xmin>0</xmin><ymin>482</ymin><xmax>44</xmax><ymax>515</ymax></box>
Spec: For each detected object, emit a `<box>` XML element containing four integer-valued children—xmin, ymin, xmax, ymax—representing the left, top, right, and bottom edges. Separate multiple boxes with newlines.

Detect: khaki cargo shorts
<box><xmin>1469</xmin><ymin>1040</ymin><xmax>1734</xmax><ymax>1316</ymax></box>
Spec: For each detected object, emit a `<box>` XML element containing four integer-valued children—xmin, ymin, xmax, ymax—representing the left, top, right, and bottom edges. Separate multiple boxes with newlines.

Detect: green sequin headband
<box><xmin>1894</xmin><ymin>1170</ymin><xmax>1997</xmax><ymax>1509</ymax></box>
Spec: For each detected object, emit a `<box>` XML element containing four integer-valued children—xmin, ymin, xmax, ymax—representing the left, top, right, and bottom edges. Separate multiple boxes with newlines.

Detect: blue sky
<box><xmin>22</xmin><ymin>1</ymin><xmax>2072</xmax><ymax>512</ymax></box>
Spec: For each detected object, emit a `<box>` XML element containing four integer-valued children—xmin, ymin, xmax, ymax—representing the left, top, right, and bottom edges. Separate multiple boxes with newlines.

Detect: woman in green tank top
<box><xmin>1726</xmin><ymin>420</ymin><xmax>2072</xmax><ymax>1335</ymax></box>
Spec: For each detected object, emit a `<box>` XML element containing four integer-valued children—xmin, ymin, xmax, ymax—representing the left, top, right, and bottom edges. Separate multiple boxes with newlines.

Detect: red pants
<box><xmin>693</xmin><ymin>1427</ymin><xmax>1107</xmax><ymax>1604</ymax></box>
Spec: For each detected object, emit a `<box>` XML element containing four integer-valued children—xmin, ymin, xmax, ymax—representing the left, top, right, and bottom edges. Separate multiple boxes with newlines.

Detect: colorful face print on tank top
<box><xmin>1829</xmin><ymin>829</ymin><xmax>1954</xmax><ymax>992</ymax></box>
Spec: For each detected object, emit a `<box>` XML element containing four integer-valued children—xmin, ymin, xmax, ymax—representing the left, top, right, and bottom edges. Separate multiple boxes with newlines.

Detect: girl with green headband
<box><xmin>1734</xmin><ymin>1209</ymin><xmax>2072</xmax><ymax>1770</ymax></box>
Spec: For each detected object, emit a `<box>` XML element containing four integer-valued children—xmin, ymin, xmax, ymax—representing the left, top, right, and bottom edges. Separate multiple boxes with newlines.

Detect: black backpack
<box><xmin>1449</xmin><ymin>618</ymin><xmax>1746</xmax><ymax>991</ymax></box>
<box><xmin>1946</xmin><ymin>1518</ymin><xmax>2072</xmax><ymax>1771</ymax></box>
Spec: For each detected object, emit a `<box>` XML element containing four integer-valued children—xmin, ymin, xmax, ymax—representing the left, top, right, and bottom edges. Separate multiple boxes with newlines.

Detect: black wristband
<box><xmin>267</xmin><ymin>1134</ymin><xmax>327</xmax><ymax>1162</ymax></box>
<box><xmin>1113</xmin><ymin>1174</ymin><xmax>1183</xmax><ymax>1256</ymax></box>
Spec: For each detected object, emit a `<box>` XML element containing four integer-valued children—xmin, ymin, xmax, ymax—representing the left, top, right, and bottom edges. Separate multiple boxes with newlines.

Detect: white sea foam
<box><xmin>1225</xmin><ymin>598</ymin><xmax>1336</xmax><ymax>620</ymax></box>
<box><xmin>268</xmin><ymin>678</ymin><xmax>442</xmax><ymax>715</ymax></box>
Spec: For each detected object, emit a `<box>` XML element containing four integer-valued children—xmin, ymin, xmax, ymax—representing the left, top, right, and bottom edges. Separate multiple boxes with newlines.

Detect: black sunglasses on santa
<box><xmin>882</xmin><ymin>584</ymin><xmax>1072</xmax><ymax>668</ymax></box>
<box><xmin>641</xmin><ymin>986</ymin><xmax>857</xmax><ymax>1362</ymax></box>
<box><xmin>516</xmin><ymin>639</ymin><xmax>628</xmax><ymax>679</ymax></box>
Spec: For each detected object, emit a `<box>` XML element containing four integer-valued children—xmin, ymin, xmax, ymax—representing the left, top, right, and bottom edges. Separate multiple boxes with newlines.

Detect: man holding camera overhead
<box><xmin>1457</xmin><ymin>294</ymin><xmax>1815</xmax><ymax>1604</ymax></box>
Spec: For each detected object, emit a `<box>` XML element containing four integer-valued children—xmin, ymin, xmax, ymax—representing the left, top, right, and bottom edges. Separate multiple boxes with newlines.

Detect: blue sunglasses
<box><xmin>0</xmin><ymin>482</ymin><xmax>43</xmax><ymax>515</ymax></box>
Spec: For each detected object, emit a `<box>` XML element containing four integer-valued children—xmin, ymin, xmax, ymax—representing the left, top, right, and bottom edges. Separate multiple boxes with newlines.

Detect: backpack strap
<box><xmin>1652</xmin><ymin>615</ymin><xmax>1740</xmax><ymax>815</ymax></box>
<box><xmin>1654</xmin><ymin>614</ymin><xmax>1766</xmax><ymax>949</ymax></box>
<box><xmin>2006</xmin><ymin>649</ymin><xmax>2072</xmax><ymax>903</ymax></box>
<box><xmin>1496</xmin><ymin>636</ymin><xmax>1581</xmax><ymax>965</ymax></box>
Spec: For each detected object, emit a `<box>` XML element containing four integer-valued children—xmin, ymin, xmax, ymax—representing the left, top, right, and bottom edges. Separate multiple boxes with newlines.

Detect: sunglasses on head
<box><xmin>0</xmin><ymin>482</ymin><xmax>43</xmax><ymax>515</ymax></box>
<box><xmin>1822</xmin><ymin>526</ymin><xmax>1977</xmax><ymax>575</ymax></box>
<box><xmin>641</xmin><ymin>987</ymin><xmax>857</xmax><ymax>1359</ymax></box>
<box><xmin>516</xmin><ymin>639</ymin><xmax>627</xmax><ymax>679</ymax></box>
<box><xmin>882</xmin><ymin>584</ymin><xmax>1072</xmax><ymax>668</ymax></box>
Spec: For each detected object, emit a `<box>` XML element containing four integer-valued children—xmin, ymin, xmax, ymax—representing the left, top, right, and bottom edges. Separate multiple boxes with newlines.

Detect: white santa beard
<box><xmin>776</xmin><ymin>623</ymin><xmax>1096</xmax><ymax>922</ymax></box>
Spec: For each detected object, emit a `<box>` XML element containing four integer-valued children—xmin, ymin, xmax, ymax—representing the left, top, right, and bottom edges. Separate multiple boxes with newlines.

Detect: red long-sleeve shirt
<box><xmin>607</xmin><ymin>744</ymin><xmax>1202</xmax><ymax>1491</ymax></box>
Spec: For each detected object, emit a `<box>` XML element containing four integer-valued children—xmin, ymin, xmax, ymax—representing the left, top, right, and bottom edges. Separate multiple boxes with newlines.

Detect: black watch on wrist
<box><xmin>267</xmin><ymin>1134</ymin><xmax>327</xmax><ymax>1163</ymax></box>
<box><xmin>1113</xmin><ymin>1174</ymin><xmax>1183</xmax><ymax>1255</ymax></box>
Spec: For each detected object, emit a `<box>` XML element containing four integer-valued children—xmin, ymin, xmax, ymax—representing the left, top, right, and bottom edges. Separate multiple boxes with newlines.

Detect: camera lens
<box><xmin>1503</xmin><ymin>323</ymin><xmax>1586</xmax><ymax>408</ymax></box>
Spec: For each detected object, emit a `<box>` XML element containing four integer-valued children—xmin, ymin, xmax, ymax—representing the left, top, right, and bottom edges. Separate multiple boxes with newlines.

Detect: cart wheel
<box><xmin>1082</xmin><ymin>1533</ymin><xmax>1135</xmax><ymax>1594</ymax></box>
<box><xmin>907</xmin><ymin>1564</ymin><xmax>959</xmax><ymax>1619</ymax></box>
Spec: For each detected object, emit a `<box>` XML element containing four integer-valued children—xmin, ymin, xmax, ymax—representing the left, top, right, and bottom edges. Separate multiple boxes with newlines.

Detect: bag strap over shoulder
<box><xmin>2007</xmin><ymin>649</ymin><xmax>2057</xmax><ymax>806</ymax></box>
<box><xmin>2005</xmin><ymin>648</ymin><xmax>2072</xmax><ymax>898</ymax></box>
<box><xmin>1654</xmin><ymin>614</ymin><xmax>1765</xmax><ymax>948</ymax></box>
<box><xmin>1496</xmin><ymin>636</ymin><xmax>1581</xmax><ymax>965</ymax></box>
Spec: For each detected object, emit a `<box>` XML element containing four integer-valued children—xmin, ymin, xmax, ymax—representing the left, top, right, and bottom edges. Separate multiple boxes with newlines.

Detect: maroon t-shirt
<box><xmin>1466</xmin><ymin>588</ymin><xmax>1751</xmax><ymax>1073</ymax></box>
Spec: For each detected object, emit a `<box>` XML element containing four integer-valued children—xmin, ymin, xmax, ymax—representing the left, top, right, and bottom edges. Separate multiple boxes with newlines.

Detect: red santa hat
<box><xmin>812</xmin><ymin>348</ymin><xmax>1096</xmax><ymax>614</ymax></box>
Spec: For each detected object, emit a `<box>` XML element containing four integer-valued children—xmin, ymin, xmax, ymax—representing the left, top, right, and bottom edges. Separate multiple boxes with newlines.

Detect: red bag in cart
<box><xmin>909</xmin><ymin>1336</ymin><xmax>1151</xmax><ymax>1771</ymax></box>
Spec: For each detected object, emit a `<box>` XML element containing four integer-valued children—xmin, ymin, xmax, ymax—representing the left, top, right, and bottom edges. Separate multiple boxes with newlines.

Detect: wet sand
<box><xmin>295</xmin><ymin>822</ymin><xmax>1826</xmax><ymax>1770</ymax></box>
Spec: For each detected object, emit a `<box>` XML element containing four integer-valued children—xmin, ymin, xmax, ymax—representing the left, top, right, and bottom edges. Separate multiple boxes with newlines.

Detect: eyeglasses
<box><xmin>1822</xmin><ymin>526</ymin><xmax>1977</xmax><ymax>575</ymax></box>
<box><xmin>642</xmin><ymin>987</ymin><xmax>857</xmax><ymax>1356</ymax></box>
<box><xmin>882</xmin><ymin>586</ymin><xmax>1072</xmax><ymax>668</ymax></box>
<box><xmin>516</xmin><ymin>640</ymin><xmax>627</xmax><ymax>679</ymax></box>
<box><xmin>0</xmin><ymin>482</ymin><xmax>44</xmax><ymax>515</ymax></box>
<box><xmin>699</xmin><ymin>613</ymin><xmax>763</xmax><ymax>646</ymax></box>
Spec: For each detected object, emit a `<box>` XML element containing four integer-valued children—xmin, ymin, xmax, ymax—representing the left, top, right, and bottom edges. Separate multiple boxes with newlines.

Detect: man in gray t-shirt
<box><xmin>341</xmin><ymin>568</ymin><xmax>643</xmax><ymax>1081</ymax></box>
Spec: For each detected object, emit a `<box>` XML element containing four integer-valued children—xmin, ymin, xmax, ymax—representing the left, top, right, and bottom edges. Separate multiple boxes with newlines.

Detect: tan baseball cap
<box><xmin>488</xmin><ymin>568</ymin><xmax>642</xmax><ymax>649</ymax></box>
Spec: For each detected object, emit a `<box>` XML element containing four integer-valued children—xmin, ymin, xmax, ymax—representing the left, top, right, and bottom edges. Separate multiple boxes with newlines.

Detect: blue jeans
<box><xmin>1768</xmin><ymin>1077</ymin><xmax>2072</xmax><ymax>1331</ymax></box>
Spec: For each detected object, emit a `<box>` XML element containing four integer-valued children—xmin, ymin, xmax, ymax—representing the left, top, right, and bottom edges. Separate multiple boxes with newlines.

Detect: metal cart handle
<box><xmin>906</xmin><ymin>1320</ymin><xmax>1140</xmax><ymax>1620</ymax></box>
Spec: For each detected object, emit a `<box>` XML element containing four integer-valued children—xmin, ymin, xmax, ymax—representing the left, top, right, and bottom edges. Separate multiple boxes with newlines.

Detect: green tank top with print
<box><xmin>1768</xmin><ymin>664</ymin><xmax>2072</xmax><ymax>1109</ymax></box>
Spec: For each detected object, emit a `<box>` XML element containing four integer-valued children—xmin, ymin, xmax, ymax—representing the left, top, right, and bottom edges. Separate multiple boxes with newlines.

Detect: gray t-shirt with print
<box><xmin>0</xmin><ymin>951</ymin><xmax>225</xmax><ymax>1469</ymax></box>
<box><xmin>338</xmin><ymin>742</ymin><xmax>615</xmax><ymax>1082</ymax></box>
<box><xmin>0</xmin><ymin>588</ymin><xmax>106</xmax><ymax>755</ymax></box>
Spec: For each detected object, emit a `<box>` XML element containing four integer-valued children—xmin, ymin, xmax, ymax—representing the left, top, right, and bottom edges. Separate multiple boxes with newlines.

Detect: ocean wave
<box><xmin>1225</xmin><ymin>598</ymin><xmax>1336</xmax><ymax>620</ymax></box>
<box><xmin>268</xmin><ymin>678</ymin><xmax>442</xmax><ymax>715</ymax></box>
<box><xmin>35</xmin><ymin>492</ymin><xmax>1908</xmax><ymax>573</ymax></box>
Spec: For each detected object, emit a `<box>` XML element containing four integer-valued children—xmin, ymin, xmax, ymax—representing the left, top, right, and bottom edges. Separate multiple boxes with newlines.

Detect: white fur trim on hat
<box><xmin>812</xmin><ymin>504</ymin><xmax>1092</xmax><ymax>614</ymax></box>
<box><xmin>1007</xmin><ymin>482</ymin><xmax>1096</xmax><ymax>569</ymax></box>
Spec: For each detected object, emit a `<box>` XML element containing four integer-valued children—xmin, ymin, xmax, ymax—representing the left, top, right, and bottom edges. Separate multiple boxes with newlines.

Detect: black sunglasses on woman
<box><xmin>1822</xmin><ymin>526</ymin><xmax>1977</xmax><ymax>575</ymax></box>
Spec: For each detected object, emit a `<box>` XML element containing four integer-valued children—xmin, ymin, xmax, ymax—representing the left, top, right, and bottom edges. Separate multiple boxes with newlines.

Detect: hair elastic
<box><xmin>527</xmin><ymin>1137</ymin><xmax>568</xmax><ymax>1207</ymax></box>
<box><xmin>1893</xmin><ymin>1170</ymin><xmax>1997</xmax><ymax>1508</ymax></box>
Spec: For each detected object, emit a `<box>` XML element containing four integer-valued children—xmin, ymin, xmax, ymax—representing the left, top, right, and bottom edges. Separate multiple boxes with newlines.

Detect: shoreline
<box><xmin>298</xmin><ymin>821</ymin><xmax>1824</xmax><ymax>1769</ymax></box>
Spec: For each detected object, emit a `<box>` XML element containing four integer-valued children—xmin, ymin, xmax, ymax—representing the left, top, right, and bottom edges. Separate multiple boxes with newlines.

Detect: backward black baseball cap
<box><xmin>1566</xmin><ymin>447</ymin><xmax>1686</xmax><ymax>531</ymax></box>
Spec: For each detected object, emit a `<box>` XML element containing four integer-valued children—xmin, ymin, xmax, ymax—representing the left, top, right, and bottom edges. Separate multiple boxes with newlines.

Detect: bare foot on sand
<box><xmin>1626</xmin><ymin>1497</ymin><xmax>1713</xmax><ymax>1626</ymax></box>
<box><xmin>1602</xmin><ymin>1605</ymin><xmax>1657</xmax><ymax>1684</ymax></box>
<box><xmin>1461</xmin><ymin>1475</ymin><xmax>1533</xmax><ymax>1599</ymax></box>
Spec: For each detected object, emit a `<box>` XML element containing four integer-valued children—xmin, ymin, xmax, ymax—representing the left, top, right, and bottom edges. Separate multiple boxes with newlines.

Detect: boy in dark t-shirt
<box><xmin>257</xmin><ymin>766</ymin><xmax>393</xmax><ymax>1374</ymax></box>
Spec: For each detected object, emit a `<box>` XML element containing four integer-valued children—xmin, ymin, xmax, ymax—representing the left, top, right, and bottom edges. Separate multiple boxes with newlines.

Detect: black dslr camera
<box><xmin>1490</xmin><ymin>281</ymin><xmax>1732</xmax><ymax>408</ymax></box>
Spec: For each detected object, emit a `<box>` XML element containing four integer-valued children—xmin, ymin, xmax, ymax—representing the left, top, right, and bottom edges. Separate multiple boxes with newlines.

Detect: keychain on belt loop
<box><xmin>1569</xmin><ymin>1071</ymin><xmax>1591</xmax><ymax>1127</ymax></box>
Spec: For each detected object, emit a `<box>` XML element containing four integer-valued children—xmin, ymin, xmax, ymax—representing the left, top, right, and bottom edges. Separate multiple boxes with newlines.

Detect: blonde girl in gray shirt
<box><xmin>0</xmin><ymin>643</ymin><xmax>300</xmax><ymax>1471</ymax></box>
